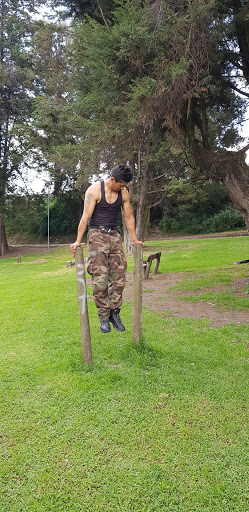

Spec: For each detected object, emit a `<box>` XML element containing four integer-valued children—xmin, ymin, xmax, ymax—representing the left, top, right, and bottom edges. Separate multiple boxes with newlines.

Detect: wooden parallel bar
<box><xmin>75</xmin><ymin>246</ymin><xmax>92</xmax><ymax>364</ymax></box>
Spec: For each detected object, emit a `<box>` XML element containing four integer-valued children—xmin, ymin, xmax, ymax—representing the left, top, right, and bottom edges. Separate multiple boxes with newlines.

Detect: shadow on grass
<box><xmin>116</xmin><ymin>337</ymin><xmax>164</xmax><ymax>370</ymax></box>
<box><xmin>68</xmin><ymin>335</ymin><xmax>163</xmax><ymax>374</ymax></box>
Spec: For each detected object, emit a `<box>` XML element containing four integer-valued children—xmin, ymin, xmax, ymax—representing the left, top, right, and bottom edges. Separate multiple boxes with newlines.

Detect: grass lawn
<box><xmin>0</xmin><ymin>237</ymin><xmax>249</xmax><ymax>511</ymax></box>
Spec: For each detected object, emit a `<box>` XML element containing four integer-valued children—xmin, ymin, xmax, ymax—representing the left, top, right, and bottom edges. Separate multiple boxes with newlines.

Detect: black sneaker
<box><xmin>109</xmin><ymin>308</ymin><xmax>125</xmax><ymax>332</ymax></box>
<box><xmin>99</xmin><ymin>318</ymin><xmax>111</xmax><ymax>333</ymax></box>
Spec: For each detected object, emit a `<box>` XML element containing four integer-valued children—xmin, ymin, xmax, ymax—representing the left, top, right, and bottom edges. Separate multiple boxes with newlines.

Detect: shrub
<box><xmin>159</xmin><ymin>204</ymin><xmax>245</xmax><ymax>235</ymax></box>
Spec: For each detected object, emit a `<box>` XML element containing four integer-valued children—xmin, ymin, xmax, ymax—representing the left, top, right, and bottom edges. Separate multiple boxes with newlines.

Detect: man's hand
<box><xmin>70</xmin><ymin>241</ymin><xmax>82</xmax><ymax>257</ymax></box>
<box><xmin>131</xmin><ymin>240</ymin><xmax>144</xmax><ymax>247</ymax></box>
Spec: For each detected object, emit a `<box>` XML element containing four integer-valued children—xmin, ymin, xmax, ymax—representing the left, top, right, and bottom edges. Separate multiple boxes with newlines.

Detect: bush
<box><xmin>5</xmin><ymin>195</ymin><xmax>46</xmax><ymax>236</ymax></box>
<box><xmin>6</xmin><ymin>191</ymin><xmax>83</xmax><ymax>238</ymax></box>
<box><xmin>159</xmin><ymin>204</ymin><xmax>245</xmax><ymax>235</ymax></box>
<box><xmin>207</xmin><ymin>205</ymin><xmax>245</xmax><ymax>233</ymax></box>
<box><xmin>39</xmin><ymin>192</ymin><xmax>82</xmax><ymax>237</ymax></box>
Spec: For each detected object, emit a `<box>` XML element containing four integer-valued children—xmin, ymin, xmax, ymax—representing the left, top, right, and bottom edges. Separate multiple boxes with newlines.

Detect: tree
<box><xmin>182</xmin><ymin>0</ymin><xmax>249</xmax><ymax>229</ymax></box>
<box><xmin>69</xmin><ymin>0</ymin><xmax>249</xmax><ymax>244</ymax></box>
<box><xmin>30</xmin><ymin>20</ymin><xmax>82</xmax><ymax>196</ymax></box>
<box><xmin>71</xmin><ymin>2</ymin><xmax>187</xmax><ymax>241</ymax></box>
<box><xmin>0</xmin><ymin>0</ymin><xmax>38</xmax><ymax>255</ymax></box>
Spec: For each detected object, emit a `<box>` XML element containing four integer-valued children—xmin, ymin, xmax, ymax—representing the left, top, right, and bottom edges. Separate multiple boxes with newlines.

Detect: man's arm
<box><xmin>122</xmin><ymin>189</ymin><xmax>144</xmax><ymax>246</ymax></box>
<box><xmin>70</xmin><ymin>186</ymin><xmax>97</xmax><ymax>257</ymax></box>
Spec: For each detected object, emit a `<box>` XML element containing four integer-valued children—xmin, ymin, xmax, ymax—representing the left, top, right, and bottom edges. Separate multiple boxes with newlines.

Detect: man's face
<box><xmin>111</xmin><ymin>178</ymin><xmax>131</xmax><ymax>191</ymax></box>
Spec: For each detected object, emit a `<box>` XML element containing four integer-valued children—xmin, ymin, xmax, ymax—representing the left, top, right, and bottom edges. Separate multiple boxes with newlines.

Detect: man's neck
<box><xmin>105</xmin><ymin>178</ymin><xmax>112</xmax><ymax>187</ymax></box>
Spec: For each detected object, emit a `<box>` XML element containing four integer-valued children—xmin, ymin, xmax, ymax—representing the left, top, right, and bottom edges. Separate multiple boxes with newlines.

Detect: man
<box><xmin>70</xmin><ymin>164</ymin><xmax>144</xmax><ymax>333</ymax></box>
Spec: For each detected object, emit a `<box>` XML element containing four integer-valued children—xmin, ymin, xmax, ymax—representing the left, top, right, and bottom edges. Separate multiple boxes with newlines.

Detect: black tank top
<box><xmin>88</xmin><ymin>180</ymin><xmax>122</xmax><ymax>228</ymax></box>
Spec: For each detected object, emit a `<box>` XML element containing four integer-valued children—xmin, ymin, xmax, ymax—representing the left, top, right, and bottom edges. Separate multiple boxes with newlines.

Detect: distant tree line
<box><xmin>5</xmin><ymin>179</ymin><xmax>245</xmax><ymax>240</ymax></box>
<box><xmin>1</xmin><ymin>0</ymin><xmax>249</xmax><ymax>254</ymax></box>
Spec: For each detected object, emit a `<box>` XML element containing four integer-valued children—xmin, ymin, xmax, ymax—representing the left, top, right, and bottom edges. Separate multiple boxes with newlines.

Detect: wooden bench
<box><xmin>143</xmin><ymin>252</ymin><xmax>161</xmax><ymax>279</ymax></box>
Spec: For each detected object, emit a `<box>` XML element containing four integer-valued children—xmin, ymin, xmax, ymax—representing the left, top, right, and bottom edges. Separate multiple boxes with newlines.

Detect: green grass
<box><xmin>142</xmin><ymin>236</ymin><xmax>249</xmax><ymax>273</ymax></box>
<box><xmin>168</xmin><ymin>270</ymin><xmax>234</xmax><ymax>292</ymax></box>
<box><xmin>181</xmin><ymin>291</ymin><xmax>249</xmax><ymax>311</ymax></box>
<box><xmin>1</xmin><ymin>238</ymin><xmax>249</xmax><ymax>511</ymax></box>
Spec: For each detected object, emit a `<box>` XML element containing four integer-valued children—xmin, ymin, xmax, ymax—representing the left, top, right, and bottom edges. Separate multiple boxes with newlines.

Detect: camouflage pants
<box><xmin>87</xmin><ymin>229</ymin><xmax>127</xmax><ymax>320</ymax></box>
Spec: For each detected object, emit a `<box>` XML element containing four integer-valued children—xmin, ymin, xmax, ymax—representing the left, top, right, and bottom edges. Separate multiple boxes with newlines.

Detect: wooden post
<box><xmin>153</xmin><ymin>252</ymin><xmax>161</xmax><ymax>275</ymax></box>
<box><xmin>133</xmin><ymin>244</ymin><xmax>143</xmax><ymax>344</ymax></box>
<box><xmin>75</xmin><ymin>246</ymin><xmax>92</xmax><ymax>364</ymax></box>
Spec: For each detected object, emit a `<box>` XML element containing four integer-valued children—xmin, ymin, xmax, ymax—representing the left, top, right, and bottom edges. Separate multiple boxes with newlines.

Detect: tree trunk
<box><xmin>136</xmin><ymin>163</ymin><xmax>149</xmax><ymax>241</ymax></box>
<box><xmin>142</xmin><ymin>205</ymin><xmax>150</xmax><ymax>241</ymax></box>
<box><xmin>195</xmin><ymin>144</ymin><xmax>249</xmax><ymax>232</ymax></box>
<box><xmin>0</xmin><ymin>214</ymin><xmax>8</xmax><ymax>256</ymax></box>
<box><xmin>222</xmin><ymin>168</ymin><xmax>249</xmax><ymax>232</ymax></box>
<box><xmin>122</xmin><ymin>208</ymin><xmax>133</xmax><ymax>254</ymax></box>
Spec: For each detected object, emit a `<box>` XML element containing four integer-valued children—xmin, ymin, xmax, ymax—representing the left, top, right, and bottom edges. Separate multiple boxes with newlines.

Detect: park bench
<box><xmin>143</xmin><ymin>252</ymin><xmax>161</xmax><ymax>279</ymax></box>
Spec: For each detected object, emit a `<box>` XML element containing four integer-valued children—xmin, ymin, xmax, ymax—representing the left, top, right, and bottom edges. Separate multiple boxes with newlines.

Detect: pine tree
<box><xmin>70</xmin><ymin>0</ymin><xmax>249</xmax><ymax>238</ymax></box>
<box><xmin>30</xmin><ymin>21</ymin><xmax>79</xmax><ymax>196</ymax></box>
<box><xmin>0</xmin><ymin>0</ymin><xmax>37</xmax><ymax>255</ymax></box>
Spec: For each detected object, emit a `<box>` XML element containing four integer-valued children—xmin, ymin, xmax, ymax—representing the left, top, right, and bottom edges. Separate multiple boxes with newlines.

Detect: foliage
<box><xmin>159</xmin><ymin>205</ymin><xmax>245</xmax><ymax>235</ymax></box>
<box><xmin>56</xmin><ymin>0</ymin><xmax>115</xmax><ymax>23</ymax></box>
<box><xmin>2</xmin><ymin>0</ymin><xmax>249</xmax><ymax>250</ymax></box>
<box><xmin>159</xmin><ymin>188</ymin><xmax>245</xmax><ymax>235</ymax></box>
<box><xmin>70</xmin><ymin>0</ymin><xmax>216</xmax><ymax>239</ymax></box>
<box><xmin>0</xmin><ymin>0</ymin><xmax>39</xmax><ymax>252</ymax></box>
<box><xmin>69</xmin><ymin>0</ymin><xmax>249</xmax><ymax>241</ymax></box>
<box><xmin>5</xmin><ymin>195</ymin><xmax>46</xmax><ymax>236</ymax></box>
<box><xmin>41</xmin><ymin>191</ymin><xmax>82</xmax><ymax>237</ymax></box>
<box><xmin>1</xmin><ymin>240</ymin><xmax>249</xmax><ymax>510</ymax></box>
<box><xmin>157</xmin><ymin>178</ymin><xmax>245</xmax><ymax>234</ymax></box>
<box><xmin>5</xmin><ymin>190</ymin><xmax>82</xmax><ymax>237</ymax></box>
<box><xmin>30</xmin><ymin>21</ymin><xmax>81</xmax><ymax>195</ymax></box>
<box><xmin>206</xmin><ymin>205</ymin><xmax>245</xmax><ymax>233</ymax></box>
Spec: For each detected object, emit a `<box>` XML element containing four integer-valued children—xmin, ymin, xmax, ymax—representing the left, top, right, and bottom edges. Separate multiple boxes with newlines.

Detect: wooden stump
<box><xmin>75</xmin><ymin>246</ymin><xmax>92</xmax><ymax>364</ymax></box>
<box><xmin>133</xmin><ymin>244</ymin><xmax>143</xmax><ymax>344</ymax></box>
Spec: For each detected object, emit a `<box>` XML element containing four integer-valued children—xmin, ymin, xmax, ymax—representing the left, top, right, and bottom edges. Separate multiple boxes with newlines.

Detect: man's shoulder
<box><xmin>121</xmin><ymin>187</ymin><xmax>129</xmax><ymax>203</ymax></box>
<box><xmin>86</xmin><ymin>181</ymin><xmax>101</xmax><ymax>199</ymax></box>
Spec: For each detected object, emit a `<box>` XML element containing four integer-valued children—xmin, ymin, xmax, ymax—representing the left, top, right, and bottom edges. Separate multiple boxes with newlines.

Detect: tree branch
<box><xmin>96</xmin><ymin>1</ymin><xmax>110</xmax><ymax>29</ymax></box>
<box><xmin>225</xmin><ymin>80</ymin><xmax>249</xmax><ymax>98</ymax></box>
<box><xmin>147</xmin><ymin>187</ymin><xmax>167</xmax><ymax>193</ymax></box>
<box><xmin>149</xmin><ymin>172</ymin><xmax>168</xmax><ymax>181</ymax></box>
<box><xmin>239</xmin><ymin>143</ymin><xmax>249</xmax><ymax>153</ymax></box>
<box><xmin>148</xmin><ymin>191</ymin><xmax>167</xmax><ymax>208</ymax></box>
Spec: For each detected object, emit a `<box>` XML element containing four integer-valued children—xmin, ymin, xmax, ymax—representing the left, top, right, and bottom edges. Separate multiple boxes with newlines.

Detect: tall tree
<box><xmin>0</xmin><ymin>0</ymin><xmax>38</xmax><ymax>255</ymax></box>
<box><xmin>69</xmin><ymin>0</ymin><xmax>249</xmax><ymax>241</ymax></box>
<box><xmin>71</xmin><ymin>0</ymin><xmax>211</xmax><ymax>239</ymax></box>
<box><xmin>30</xmin><ymin>20</ymin><xmax>80</xmax><ymax>196</ymax></box>
<box><xmin>182</xmin><ymin>0</ymin><xmax>249</xmax><ymax>228</ymax></box>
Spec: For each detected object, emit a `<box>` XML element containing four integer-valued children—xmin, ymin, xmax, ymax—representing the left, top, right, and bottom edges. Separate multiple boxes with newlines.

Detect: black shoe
<box><xmin>99</xmin><ymin>318</ymin><xmax>111</xmax><ymax>333</ymax></box>
<box><xmin>109</xmin><ymin>308</ymin><xmax>125</xmax><ymax>332</ymax></box>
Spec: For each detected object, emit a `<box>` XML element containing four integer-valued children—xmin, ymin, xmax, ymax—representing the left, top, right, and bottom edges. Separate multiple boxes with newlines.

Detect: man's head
<box><xmin>111</xmin><ymin>164</ymin><xmax>133</xmax><ymax>184</ymax></box>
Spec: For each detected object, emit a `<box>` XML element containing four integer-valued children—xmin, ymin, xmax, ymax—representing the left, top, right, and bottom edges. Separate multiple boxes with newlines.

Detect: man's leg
<box><xmin>87</xmin><ymin>230</ymin><xmax>111</xmax><ymax>333</ymax></box>
<box><xmin>109</xmin><ymin>232</ymin><xmax>127</xmax><ymax>332</ymax></box>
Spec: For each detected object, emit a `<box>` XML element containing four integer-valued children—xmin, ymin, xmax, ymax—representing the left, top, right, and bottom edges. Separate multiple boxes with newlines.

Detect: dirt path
<box><xmin>122</xmin><ymin>272</ymin><xmax>249</xmax><ymax>328</ymax></box>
